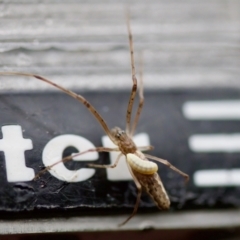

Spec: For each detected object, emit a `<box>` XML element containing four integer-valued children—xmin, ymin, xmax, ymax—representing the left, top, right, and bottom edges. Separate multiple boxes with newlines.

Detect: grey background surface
<box><xmin>0</xmin><ymin>0</ymin><xmax>240</xmax><ymax>92</ymax></box>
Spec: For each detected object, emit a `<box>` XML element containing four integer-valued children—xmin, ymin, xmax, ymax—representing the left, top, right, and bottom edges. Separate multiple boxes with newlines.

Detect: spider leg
<box><xmin>130</xmin><ymin>53</ymin><xmax>144</xmax><ymax>136</ymax></box>
<box><xmin>34</xmin><ymin>147</ymin><xmax>119</xmax><ymax>180</ymax></box>
<box><xmin>144</xmin><ymin>153</ymin><xmax>189</xmax><ymax>182</ymax></box>
<box><xmin>0</xmin><ymin>72</ymin><xmax>115</xmax><ymax>141</ymax></box>
<box><xmin>88</xmin><ymin>153</ymin><xmax>122</xmax><ymax>169</ymax></box>
<box><xmin>125</xmin><ymin>13</ymin><xmax>138</xmax><ymax>135</ymax></box>
<box><xmin>119</xmin><ymin>158</ymin><xmax>142</xmax><ymax>226</ymax></box>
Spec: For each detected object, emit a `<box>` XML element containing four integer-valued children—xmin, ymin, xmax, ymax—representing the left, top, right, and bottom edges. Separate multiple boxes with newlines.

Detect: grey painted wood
<box><xmin>0</xmin><ymin>210</ymin><xmax>240</xmax><ymax>234</ymax></box>
<box><xmin>0</xmin><ymin>0</ymin><xmax>240</xmax><ymax>92</ymax></box>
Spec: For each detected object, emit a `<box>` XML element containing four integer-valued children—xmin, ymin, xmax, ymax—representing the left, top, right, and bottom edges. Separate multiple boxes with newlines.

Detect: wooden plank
<box><xmin>0</xmin><ymin>0</ymin><xmax>239</xmax><ymax>91</ymax></box>
<box><xmin>0</xmin><ymin>210</ymin><xmax>240</xmax><ymax>234</ymax></box>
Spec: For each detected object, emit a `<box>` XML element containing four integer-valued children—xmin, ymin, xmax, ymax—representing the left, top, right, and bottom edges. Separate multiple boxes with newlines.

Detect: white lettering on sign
<box><xmin>183</xmin><ymin>100</ymin><xmax>240</xmax><ymax>187</ymax></box>
<box><xmin>102</xmin><ymin>133</ymin><xmax>150</xmax><ymax>181</ymax></box>
<box><xmin>0</xmin><ymin>125</ymin><xmax>34</xmax><ymax>182</ymax></box>
<box><xmin>0</xmin><ymin>125</ymin><xmax>151</xmax><ymax>183</ymax></box>
<box><xmin>194</xmin><ymin>169</ymin><xmax>240</xmax><ymax>187</ymax></box>
<box><xmin>43</xmin><ymin>134</ymin><xmax>98</xmax><ymax>182</ymax></box>
<box><xmin>189</xmin><ymin>133</ymin><xmax>240</xmax><ymax>153</ymax></box>
<box><xmin>182</xmin><ymin>100</ymin><xmax>240</xmax><ymax>120</ymax></box>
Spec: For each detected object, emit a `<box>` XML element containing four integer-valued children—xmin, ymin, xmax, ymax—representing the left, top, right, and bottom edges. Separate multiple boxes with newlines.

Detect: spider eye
<box><xmin>116</xmin><ymin>130</ymin><xmax>125</xmax><ymax>138</ymax></box>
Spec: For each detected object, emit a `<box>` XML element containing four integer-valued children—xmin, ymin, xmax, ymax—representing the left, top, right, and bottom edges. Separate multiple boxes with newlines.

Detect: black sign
<box><xmin>0</xmin><ymin>88</ymin><xmax>240</xmax><ymax>215</ymax></box>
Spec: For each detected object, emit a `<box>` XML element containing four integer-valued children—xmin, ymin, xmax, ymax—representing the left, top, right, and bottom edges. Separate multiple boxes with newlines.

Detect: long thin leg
<box><xmin>144</xmin><ymin>153</ymin><xmax>189</xmax><ymax>182</ymax></box>
<box><xmin>0</xmin><ymin>72</ymin><xmax>114</xmax><ymax>141</ymax></box>
<box><xmin>119</xmin><ymin>159</ymin><xmax>142</xmax><ymax>226</ymax></box>
<box><xmin>88</xmin><ymin>153</ymin><xmax>122</xmax><ymax>169</ymax></box>
<box><xmin>34</xmin><ymin>147</ymin><xmax>119</xmax><ymax>180</ymax></box>
<box><xmin>130</xmin><ymin>53</ymin><xmax>144</xmax><ymax>136</ymax></box>
<box><xmin>137</xmin><ymin>145</ymin><xmax>154</xmax><ymax>151</ymax></box>
<box><xmin>125</xmin><ymin>13</ymin><xmax>138</xmax><ymax>135</ymax></box>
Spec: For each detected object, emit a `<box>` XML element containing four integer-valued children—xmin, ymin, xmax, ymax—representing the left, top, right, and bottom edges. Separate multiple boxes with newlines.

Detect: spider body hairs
<box><xmin>0</xmin><ymin>15</ymin><xmax>189</xmax><ymax>226</ymax></box>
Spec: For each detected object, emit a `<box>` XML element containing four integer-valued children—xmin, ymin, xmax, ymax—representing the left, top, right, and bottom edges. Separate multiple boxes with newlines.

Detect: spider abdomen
<box><xmin>126</xmin><ymin>153</ymin><xmax>158</xmax><ymax>175</ymax></box>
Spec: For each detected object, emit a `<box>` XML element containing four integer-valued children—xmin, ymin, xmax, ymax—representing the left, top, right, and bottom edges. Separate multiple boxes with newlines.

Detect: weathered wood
<box><xmin>0</xmin><ymin>0</ymin><xmax>239</xmax><ymax>91</ymax></box>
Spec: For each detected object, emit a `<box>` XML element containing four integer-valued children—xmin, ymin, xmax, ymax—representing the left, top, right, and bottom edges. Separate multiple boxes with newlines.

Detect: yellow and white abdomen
<box><xmin>126</xmin><ymin>153</ymin><xmax>158</xmax><ymax>175</ymax></box>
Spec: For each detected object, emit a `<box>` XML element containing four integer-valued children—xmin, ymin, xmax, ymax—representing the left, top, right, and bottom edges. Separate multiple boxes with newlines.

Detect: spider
<box><xmin>0</xmin><ymin>15</ymin><xmax>189</xmax><ymax>226</ymax></box>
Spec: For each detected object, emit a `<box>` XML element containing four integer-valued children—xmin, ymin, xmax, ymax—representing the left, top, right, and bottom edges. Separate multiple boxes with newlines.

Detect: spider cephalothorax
<box><xmin>111</xmin><ymin>127</ymin><xmax>137</xmax><ymax>155</ymax></box>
